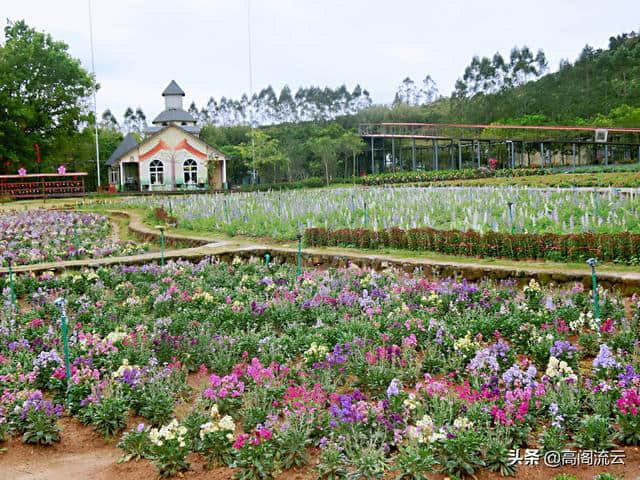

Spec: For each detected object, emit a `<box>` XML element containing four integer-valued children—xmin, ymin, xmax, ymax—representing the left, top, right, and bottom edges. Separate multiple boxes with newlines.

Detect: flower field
<box><xmin>0</xmin><ymin>210</ymin><xmax>147</xmax><ymax>265</ymax></box>
<box><xmin>1</xmin><ymin>260</ymin><xmax>639</xmax><ymax>478</ymax></box>
<box><xmin>116</xmin><ymin>186</ymin><xmax>640</xmax><ymax>240</ymax></box>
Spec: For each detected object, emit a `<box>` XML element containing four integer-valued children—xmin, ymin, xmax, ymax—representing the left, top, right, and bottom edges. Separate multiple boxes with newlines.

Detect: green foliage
<box><xmin>90</xmin><ymin>395</ymin><xmax>128</xmax><ymax>438</ymax></box>
<box><xmin>117</xmin><ymin>425</ymin><xmax>153</xmax><ymax>463</ymax></box>
<box><xmin>393</xmin><ymin>443</ymin><xmax>437</xmax><ymax>480</ymax></box>
<box><xmin>21</xmin><ymin>409</ymin><xmax>61</xmax><ymax>445</ymax></box>
<box><xmin>0</xmin><ymin>19</ymin><xmax>95</xmax><ymax>169</ymax></box>
<box><xmin>275</xmin><ymin>418</ymin><xmax>311</xmax><ymax>470</ymax></box>
<box><xmin>539</xmin><ymin>426</ymin><xmax>568</xmax><ymax>453</ymax></box>
<box><xmin>137</xmin><ymin>383</ymin><xmax>174</xmax><ymax>426</ymax></box>
<box><xmin>432</xmin><ymin>429</ymin><xmax>485</xmax><ymax>478</ymax></box>
<box><xmin>484</xmin><ymin>431</ymin><xmax>517</xmax><ymax>477</ymax></box>
<box><xmin>316</xmin><ymin>440</ymin><xmax>348</xmax><ymax>480</ymax></box>
<box><xmin>615</xmin><ymin>410</ymin><xmax>640</xmax><ymax>445</ymax></box>
<box><xmin>573</xmin><ymin>415</ymin><xmax>617</xmax><ymax>450</ymax></box>
<box><xmin>344</xmin><ymin>438</ymin><xmax>388</xmax><ymax>480</ymax></box>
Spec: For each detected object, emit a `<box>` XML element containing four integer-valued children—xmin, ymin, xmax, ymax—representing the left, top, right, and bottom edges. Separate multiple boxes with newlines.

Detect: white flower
<box><xmin>219</xmin><ymin>415</ymin><xmax>235</xmax><ymax>431</ymax></box>
<box><xmin>453</xmin><ymin>416</ymin><xmax>473</xmax><ymax>430</ymax></box>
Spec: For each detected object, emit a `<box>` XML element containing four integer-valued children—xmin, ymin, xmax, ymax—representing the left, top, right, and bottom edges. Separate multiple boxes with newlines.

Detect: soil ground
<box><xmin>1</xmin><ymin>420</ymin><xmax>639</xmax><ymax>480</ymax></box>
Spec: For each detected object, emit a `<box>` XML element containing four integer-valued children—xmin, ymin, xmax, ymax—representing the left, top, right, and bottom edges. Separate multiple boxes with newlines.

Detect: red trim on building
<box><xmin>174</xmin><ymin>139</ymin><xmax>207</xmax><ymax>159</ymax></box>
<box><xmin>139</xmin><ymin>140</ymin><xmax>170</xmax><ymax>161</ymax></box>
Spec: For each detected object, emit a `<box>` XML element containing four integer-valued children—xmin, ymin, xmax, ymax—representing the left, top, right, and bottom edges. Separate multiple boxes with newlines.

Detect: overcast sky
<box><xmin>4</xmin><ymin>1</ymin><xmax>640</xmax><ymax>122</ymax></box>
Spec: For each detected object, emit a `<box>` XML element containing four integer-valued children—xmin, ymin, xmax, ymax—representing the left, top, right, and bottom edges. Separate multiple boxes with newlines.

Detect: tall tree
<box><xmin>0</xmin><ymin>20</ymin><xmax>95</xmax><ymax>171</ymax></box>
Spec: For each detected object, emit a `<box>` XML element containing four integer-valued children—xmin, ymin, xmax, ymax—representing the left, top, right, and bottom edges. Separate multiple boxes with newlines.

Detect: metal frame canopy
<box><xmin>357</xmin><ymin>122</ymin><xmax>640</xmax><ymax>174</ymax></box>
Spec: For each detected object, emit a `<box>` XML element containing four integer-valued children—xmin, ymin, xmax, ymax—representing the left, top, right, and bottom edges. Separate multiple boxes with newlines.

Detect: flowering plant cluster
<box><xmin>0</xmin><ymin>210</ymin><xmax>147</xmax><ymax>266</ymax></box>
<box><xmin>1</xmin><ymin>259</ymin><xmax>638</xmax><ymax>478</ymax></box>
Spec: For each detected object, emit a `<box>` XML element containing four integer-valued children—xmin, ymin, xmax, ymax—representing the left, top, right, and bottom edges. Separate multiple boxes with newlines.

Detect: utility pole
<box><xmin>247</xmin><ymin>0</ymin><xmax>257</xmax><ymax>184</ymax></box>
<box><xmin>88</xmin><ymin>0</ymin><xmax>101</xmax><ymax>189</ymax></box>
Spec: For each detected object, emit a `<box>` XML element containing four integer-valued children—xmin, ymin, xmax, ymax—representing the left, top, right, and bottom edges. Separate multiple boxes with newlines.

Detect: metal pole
<box><xmin>476</xmin><ymin>141</ymin><xmax>481</xmax><ymax>167</ymax></box>
<box><xmin>411</xmin><ymin>137</ymin><xmax>416</xmax><ymax>171</ymax></box>
<box><xmin>540</xmin><ymin>142</ymin><xmax>545</xmax><ymax>167</ymax></box>
<box><xmin>433</xmin><ymin>140</ymin><xmax>439</xmax><ymax>170</ymax></box>
<box><xmin>54</xmin><ymin>298</ymin><xmax>71</xmax><ymax>401</ymax></box>
<box><xmin>224</xmin><ymin>198</ymin><xmax>230</xmax><ymax>224</ymax></box>
<box><xmin>73</xmin><ymin>221</ymin><xmax>79</xmax><ymax>256</ymax></box>
<box><xmin>587</xmin><ymin>258</ymin><xmax>600</xmax><ymax>320</ymax></box>
<box><xmin>391</xmin><ymin>137</ymin><xmax>395</xmax><ymax>172</ymax></box>
<box><xmin>8</xmin><ymin>261</ymin><xmax>15</xmax><ymax>311</ymax></box>
<box><xmin>458</xmin><ymin>141</ymin><xmax>462</xmax><ymax>170</ymax></box>
<box><xmin>296</xmin><ymin>234</ymin><xmax>302</xmax><ymax>276</ymax></box>
<box><xmin>572</xmin><ymin>143</ymin><xmax>576</xmax><ymax>168</ymax></box>
<box><xmin>449</xmin><ymin>140</ymin><xmax>454</xmax><ymax>169</ymax></box>
<box><xmin>370</xmin><ymin>137</ymin><xmax>374</xmax><ymax>174</ymax></box>
<box><xmin>604</xmin><ymin>144</ymin><xmax>609</xmax><ymax>166</ymax></box>
<box><xmin>363</xmin><ymin>201</ymin><xmax>367</xmax><ymax>227</ymax></box>
<box><xmin>508</xmin><ymin>202</ymin><xmax>515</xmax><ymax>234</ymax></box>
<box><xmin>247</xmin><ymin>0</ymin><xmax>256</xmax><ymax>183</ymax></box>
<box><xmin>156</xmin><ymin>226</ymin><xmax>165</xmax><ymax>266</ymax></box>
<box><xmin>88</xmin><ymin>0</ymin><xmax>101</xmax><ymax>189</ymax></box>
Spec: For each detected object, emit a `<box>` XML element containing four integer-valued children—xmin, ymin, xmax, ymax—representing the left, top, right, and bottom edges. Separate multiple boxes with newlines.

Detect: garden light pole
<box><xmin>586</xmin><ymin>258</ymin><xmax>600</xmax><ymax>321</ymax></box>
<box><xmin>363</xmin><ymin>201</ymin><xmax>368</xmax><ymax>227</ymax></box>
<box><xmin>265</xmin><ymin>253</ymin><xmax>270</xmax><ymax>266</ymax></box>
<box><xmin>54</xmin><ymin>297</ymin><xmax>72</xmax><ymax>397</ymax></box>
<box><xmin>156</xmin><ymin>225</ymin><xmax>166</xmax><ymax>266</ymax></box>
<box><xmin>8</xmin><ymin>259</ymin><xmax>15</xmax><ymax>311</ymax></box>
<box><xmin>296</xmin><ymin>233</ymin><xmax>302</xmax><ymax>276</ymax></box>
<box><xmin>508</xmin><ymin>202</ymin><xmax>515</xmax><ymax>234</ymax></box>
<box><xmin>73</xmin><ymin>221</ymin><xmax>80</xmax><ymax>256</ymax></box>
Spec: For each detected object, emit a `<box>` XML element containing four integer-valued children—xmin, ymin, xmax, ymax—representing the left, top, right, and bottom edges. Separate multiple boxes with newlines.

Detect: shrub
<box><xmin>117</xmin><ymin>424</ymin><xmax>153</xmax><ymax>463</ymax></box>
<box><xmin>573</xmin><ymin>415</ymin><xmax>616</xmax><ymax>450</ymax></box>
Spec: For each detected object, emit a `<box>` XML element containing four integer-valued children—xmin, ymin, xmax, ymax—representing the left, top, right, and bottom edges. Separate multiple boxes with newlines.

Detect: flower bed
<box><xmin>1</xmin><ymin>261</ymin><xmax>639</xmax><ymax>478</ymax></box>
<box><xmin>305</xmin><ymin>226</ymin><xmax>640</xmax><ymax>263</ymax></box>
<box><xmin>114</xmin><ymin>186</ymin><xmax>640</xmax><ymax>240</ymax></box>
<box><xmin>0</xmin><ymin>210</ymin><xmax>147</xmax><ymax>265</ymax></box>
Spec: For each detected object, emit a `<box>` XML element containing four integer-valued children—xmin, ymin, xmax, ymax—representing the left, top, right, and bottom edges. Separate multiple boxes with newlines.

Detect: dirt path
<box><xmin>0</xmin><ymin>418</ymin><xmax>120</xmax><ymax>480</ymax></box>
<box><xmin>2</xmin><ymin>207</ymin><xmax>640</xmax><ymax>295</ymax></box>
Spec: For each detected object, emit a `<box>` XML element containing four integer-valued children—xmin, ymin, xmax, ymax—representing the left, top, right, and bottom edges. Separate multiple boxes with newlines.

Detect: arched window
<box><xmin>183</xmin><ymin>159</ymin><xmax>198</xmax><ymax>184</ymax></box>
<box><xmin>150</xmin><ymin>159</ymin><xmax>164</xmax><ymax>185</ymax></box>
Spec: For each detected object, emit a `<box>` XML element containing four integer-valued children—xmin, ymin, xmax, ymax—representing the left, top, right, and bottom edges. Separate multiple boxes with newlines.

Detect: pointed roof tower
<box><xmin>162</xmin><ymin>80</ymin><xmax>185</xmax><ymax>97</ymax></box>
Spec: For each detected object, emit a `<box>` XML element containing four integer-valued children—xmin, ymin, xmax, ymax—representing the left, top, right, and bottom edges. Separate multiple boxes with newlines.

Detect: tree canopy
<box><xmin>0</xmin><ymin>20</ymin><xmax>95</xmax><ymax>172</ymax></box>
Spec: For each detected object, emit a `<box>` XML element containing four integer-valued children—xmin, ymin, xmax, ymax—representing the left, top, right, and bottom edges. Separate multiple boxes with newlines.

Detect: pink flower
<box><xmin>18</xmin><ymin>168</ymin><xmax>27</xmax><ymax>176</ymax></box>
<box><xmin>232</xmin><ymin>433</ymin><xmax>249</xmax><ymax>449</ymax></box>
<box><xmin>57</xmin><ymin>165</ymin><xmax>66</xmax><ymax>175</ymax></box>
<box><xmin>600</xmin><ymin>318</ymin><xmax>614</xmax><ymax>334</ymax></box>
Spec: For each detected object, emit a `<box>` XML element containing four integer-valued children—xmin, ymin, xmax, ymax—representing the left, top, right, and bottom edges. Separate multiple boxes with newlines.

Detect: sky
<box><xmin>4</xmin><ymin>0</ymin><xmax>640</xmax><ymax>122</ymax></box>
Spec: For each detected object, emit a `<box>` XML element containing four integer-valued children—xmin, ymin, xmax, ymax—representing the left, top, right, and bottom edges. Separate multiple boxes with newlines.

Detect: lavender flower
<box><xmin>593</xmin><ymin>344</ymin><xmax>619</xmax><ymax>370</ymax></box>
<box><xmin>386</xmin><ymin>378</ymin><xmax>401</xmax><ymax>397</ymax></box>
<box><xmin>549</xmin><ymin>340</ymin><xmax>577</xmax><ymax>359</ymax></box>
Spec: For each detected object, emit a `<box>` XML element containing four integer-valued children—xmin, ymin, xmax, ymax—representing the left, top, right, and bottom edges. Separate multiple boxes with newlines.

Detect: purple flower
<box><xmin>617</xmin><ymin>364</ymin><xmax>640</xmax><ymax>387</ymax></box>
<box><xmin>386</xmin><ymin>379</ymin><xmax>400</xmax><ymax>397</ymax></box>
<box><xmin>550</xmin><ymin>340</ymin><xmax>577</xmax><ymax>359</ymax></box>
<box><xmin>593</xmin><ymin>344</ymin><xmax>619</xmax><ymax>370</ymax></box>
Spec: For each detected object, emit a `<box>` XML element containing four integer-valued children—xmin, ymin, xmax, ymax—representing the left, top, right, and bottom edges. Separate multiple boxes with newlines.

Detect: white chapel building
<box><xmin>107</xmin><ymin>81</ymin><xmax>227</xmax><ymax>191</ymax></box>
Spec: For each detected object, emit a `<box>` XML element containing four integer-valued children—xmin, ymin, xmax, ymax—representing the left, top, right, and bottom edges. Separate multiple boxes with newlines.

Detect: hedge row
<box><xmin>354</xmin><ymin>167</ymin><xmax>547</xmax><ymax>186</ymax></box>
<box><xmin>233</xmin><ymin>168</ymin><xmax>549</xmax><ymax>192</ymax></box>
<box><xmin>305</xmin><ymin>227</ymin><xmax>640</xmax><ymax>264</ymax></box>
